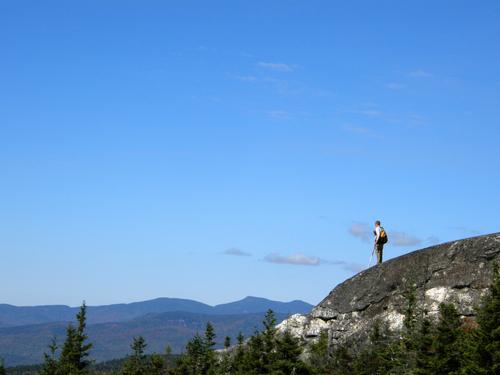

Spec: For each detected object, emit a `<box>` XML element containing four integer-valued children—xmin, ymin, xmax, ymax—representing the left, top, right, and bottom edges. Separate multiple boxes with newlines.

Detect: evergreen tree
<box><xmin>236</xmin><ymin>332</ymin><xmax>244</xmax><ymax>346</ymax></box>
<box><xmin>231</xmin><ymin>332</ymin><xmax>246</xmax><ymax>374</ymax></box>
<box><xmin>308</xmin><ymin>329</ymin><xmax>329</xmax><ymax>369</ymax></box>
<box><xmin>464</xmin><ymin>265</ymin><xmax>500</xmax><ymax>374</ymax></box>
<box><xmin>121</xmin><ymin>336</ymin><xmax>149</xmax><ymax>375</ymax></box>
<box><xmin>218</xmin><ymin>336</ymin><xmax>233</xmax><ymax>375</ymax></box>
<box><xmin>224</xmin><ymin>336</ymin><xmax>231</xmax><ymax>349</ymax></box>
<box><xmin>164</xmin><ymin>345</ymin><xmax>174</xmax><ymax>373</ymax></box>
<box><xmin>149</xmin><ymin>353</ymin><xmax>166</xmax><ymax>375</ymax></box>
<box><xmin>430</xmin><ymin>303</ymin><xmax>462</xmax><ymax>374</ymax></box>
<box><xmin>202</xmin><ymin>322</ymin><xmax>216</xmax><ymax>374</ymax></box>
<box><xmin>244</xmin><ymin>329</ymin><xmax>266</xmax><ymax>374</ymax></box>
<box><xmin>273</xmin><ymin>330</ymin><xmax>311</xmax><ymax>374</ymax></box>
<box><xmin>58</xmin><ymin>324</ymin><xmax>79</xmax><ymax>374</ymax></box>
<box><xmin>177</xmin><ymin>333</ymin><xmax>205</xmax><ymax>375</ymax></box>
<box><xmin>59</xmin><ymin>302</ymin><xmax>93</xmax><ymax>374</ymax></box>
<box><xmin>0</xmin><ymin>358</ymin><xmax>5</xmax><ymax>375</ymax></box>
<box><xmin>261</xmin><ymin>309</ymin><xmax>278</xmax><ymax>371</ymax></box>
<box><xmin>403</xmin><ymin>283</ymin><xmax>419</xmax><ymax>336</ymax></box>
<box><xmin>352</xmin><ymin>320</ymin><xmax>394</xmax><ymax>375</ymax></box>
<box><xmin>414</xmin><ymin>317</ymin><xmax>435</xmax><ymax>374</ymax></box>
<box><xmin>393</xmin><ymin>284</ymin><xmax>427</xmax><ymax>374</ymax></box>
<box><xmin>476</xmin><ymin>265</ymin><xmax>500</xmax><ymax>374</ymax></box>
<box><xmin>40</xmin><ymin>337</ymin><xmax>59</xmax><ymax>375</ymax></box>
<box><xmin>330</xmin><ymin>343</ymin><xmax>355</xmax><ymax>375</ymax></box>
<box><xmin>232</xmin><ymin>313</ymin><xmax>278</xmax><ymax>374</ymax></box>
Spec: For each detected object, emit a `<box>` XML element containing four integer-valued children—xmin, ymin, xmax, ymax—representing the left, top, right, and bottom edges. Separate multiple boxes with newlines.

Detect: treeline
<box><xmin>2</xmin><ymin>267</ymin><xmax>499</xmax><ymax>374</ymax></box>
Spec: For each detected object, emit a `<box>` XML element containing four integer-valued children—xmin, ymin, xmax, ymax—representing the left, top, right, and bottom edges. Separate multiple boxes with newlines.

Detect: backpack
<box><xmin>379</xmin><ymin>227</ymin><xmax>388</xmax><ymax>244</ymax></box>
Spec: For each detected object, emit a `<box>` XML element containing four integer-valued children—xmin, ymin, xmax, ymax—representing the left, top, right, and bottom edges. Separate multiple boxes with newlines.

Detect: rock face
<box><xmin>278</xmin><ymin>233</ymin><xmax>500</xmax><ymax>347</ymax></box>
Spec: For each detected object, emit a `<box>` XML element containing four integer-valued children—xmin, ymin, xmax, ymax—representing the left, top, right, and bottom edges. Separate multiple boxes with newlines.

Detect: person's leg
<box><xmin>377</xmin><ymin>244</ymin><xmax>383</xmax><ymax>264</ymax></box>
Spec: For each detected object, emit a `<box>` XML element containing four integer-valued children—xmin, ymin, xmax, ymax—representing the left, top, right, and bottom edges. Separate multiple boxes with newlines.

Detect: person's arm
<box><xmin>374</xmin><ymin>227</ymin><xmax>381</xmax><ymax>243</ymax></box>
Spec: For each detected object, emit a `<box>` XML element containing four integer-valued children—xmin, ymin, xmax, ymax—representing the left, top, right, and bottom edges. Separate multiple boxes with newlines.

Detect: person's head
<box><xmin>375</xmin><ymin>220</ymin><xmax>381</xmax><ymax>227</ymax></box>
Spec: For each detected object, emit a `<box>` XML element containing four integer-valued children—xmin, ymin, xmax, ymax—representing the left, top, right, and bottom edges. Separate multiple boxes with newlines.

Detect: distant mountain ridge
<box><xmin>0</xmin><ymin>296</ymin><xmax>313</xmax><ymax>328</ymax></box>
<box><xmin>0</xmin><ymin>311</ymin><xmax>293</xmax><ymax>365</ymax></box>
<box><xmin>0</xmin><ymin>297</ymin><xmax>313</xmax><ymax>366</ymax></box>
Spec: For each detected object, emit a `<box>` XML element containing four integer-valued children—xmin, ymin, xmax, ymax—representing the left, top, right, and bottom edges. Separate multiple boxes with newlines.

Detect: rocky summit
<box><xmin>278</xmin><ymin>233</ymin><xmax>500</xmax><ymax>347</ymax></box>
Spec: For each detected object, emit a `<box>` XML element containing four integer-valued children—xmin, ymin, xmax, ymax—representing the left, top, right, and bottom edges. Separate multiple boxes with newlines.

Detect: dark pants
<box><xmin>376</xmin><ymin>243</ymin><xmax>384</xmax><ymax>264</ymax></box>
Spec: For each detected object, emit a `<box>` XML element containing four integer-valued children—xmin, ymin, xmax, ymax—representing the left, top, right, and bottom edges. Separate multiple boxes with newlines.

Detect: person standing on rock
<box><xmin>373</xmin><ymin>220</ymin><xmax>388</xmax><ymax>264</ymax></box>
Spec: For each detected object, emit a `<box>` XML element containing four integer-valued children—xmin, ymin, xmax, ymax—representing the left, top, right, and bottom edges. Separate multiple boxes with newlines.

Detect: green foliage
<box><xmin>9</xmin><ymin>266</ymin><xmax>500</xmax><ymax>375</ymax></box>
<box><xmin>58</xmin><ymin>302</ymin><xmax>93</xmax><ymax>374</ymax></box>
<box><xmin>430</xmin><ymin>303</ymin><xmax>462</xmax><ymax>373</ymax></box>
<box><xmin>413</xmin><ymin>317</ymin><xmax>435</xmax><ymax>374</ymax></box>
<box><xmin>172</xmin><ymin>310</ymin><xmax>312</xmax><ymax>375</ymax></box>
<box><xmin>453</xmin><ymin>264</ymin><xmax>500</xmax><ymax>375</ymax></box>
<box><xmin>37</xmin><ymin>302</ymin><xmax>94</xmax><ymax>375</ymax></box>
<box><xmin>474</xmin><ymin>264</ymin><xmax>500</xmax><ymax>374</ymax></box>
<box><xmin>301</xmin><ymin>266</ymin><xmax>500</xmax><ymax>375</ymax></box>
<box><xmin>120</xmin><ymin>336</ymin><xmax>171</xmax><ymax>375</ymax></box>
<box><xmin>308</xmin><ymin>329</ymin><xmax>329</xmax><ymax>370</ymax></box>
<box><xmin>352</xmin><ymin>320</ymin><xmax>395</xmax><ymax>375</ymax></box>
<box><xmin>223</xmin><ymin>336</ymin><xmax>231</xmax><ymax>350</ymax></box>
<box><xmin>149</xmin><ymin>353</ymin><xmax>166</xmax><ymax>375</ymax></box>
<box><xmin>403</xmin><ymin>283</ymin><xmax>419</xmax><ymax>336</ymax></box>
<box><xmin>121</xmin><ymin>336</ymin><xmax>149</xmax><ymax>375</ymax></box>
<box><xmin>0</xmin><ymin>358</ymin><xmax>6</xmax><ymax>375</ymax></box>
<box><xmin>273</xmin><ymin>330</ymin><xmax>310</xmax><ymax>375</ymax></box>
<box><xmin>175</xmin><ymin>322</ymin><xmax>219</xmax><ymax>375</ymax></box>
<box><xmin>39</xmin><ymin>337</ymin><xmax>58</xmax><ymax>375</ymax></box>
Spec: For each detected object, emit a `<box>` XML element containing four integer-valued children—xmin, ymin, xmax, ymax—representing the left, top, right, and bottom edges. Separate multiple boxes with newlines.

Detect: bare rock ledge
<box><xmin>277</xmin><ymin>233</ymin><xmax>500</xmax><ymax>347</ymax></box>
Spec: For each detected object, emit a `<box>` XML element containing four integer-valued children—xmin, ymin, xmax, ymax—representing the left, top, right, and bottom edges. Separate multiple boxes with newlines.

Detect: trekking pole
<box><xmin>368</xmin><ymin>244</ymin><xmax>375</xmax><ymax>268</ymax></box>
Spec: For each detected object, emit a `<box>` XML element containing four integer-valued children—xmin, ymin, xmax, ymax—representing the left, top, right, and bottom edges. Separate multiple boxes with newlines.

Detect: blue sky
<box><xmin>1</xmin><ymin>0</ymin><xmax>499</xmax><ymax>307</ymax></box>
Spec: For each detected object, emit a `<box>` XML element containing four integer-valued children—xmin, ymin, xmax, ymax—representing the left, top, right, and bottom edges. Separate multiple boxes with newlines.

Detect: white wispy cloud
<box><xmin>263</xmin><ymin>77</ymin><xmax>303</xmax><ymax>95</ymax></box>
<box><xmin>348</xmin><ymin>222</ymin><xmax>424</xmax><ymax>247</ymax></box>
<box><xmin>344</xmin><ymin>124</ymin><xmax>372</xmax><ymax>135</ymax></box>
<box><xmin>223</xmin><ymin>248</ymin><xmax>251</xmax><ymax>256</ymax></box>
<box><xmin>348</xmin><ymin>109</ymin><xmax>384</xmax><ymax>117</ymax></box>
<box><xmin>264</xmin><ymin>253</ymin><xmax>321</xmax><ymax>266</ymax></box>
<box><xmin>266</xmin><ymin>109</ymin><xmax>290</xmax><ymax>120</ymax></box>
<box><xmin>263</xmin><ymin>252</ymin><xmax>363</xmax><ymax>273</ymax></box>
<box><xmin>391</xmin><ymin>231</ymin><xmax>422</xmax><ymax>247</ymax></box>
<box><xmin>258</xmin><ymin>62</ymin><xmax>295</xmax><ymax>72</ymax></box>
<box><xmin>408</xmin><ymin>114</ymin><xmax>428</xmax><ymax>127</ymax></box>
<box><xmin>234</xmin><ymin>75</ymin><xmax>257</xmax><ymax>82</ymax></box>
<box><xmin>386</xmin><ymin>82</ymin><xmax>405</xmax><ymax>90</ymax></box>
<box><xmin>349</xmin><ymin>222</ymin><xmax>372</xmax><ymax>243</ymax></box>
<box><xmin>409</xmin><ymin>69</ymin><xmax>433</xmax><ymax>78</ymax></box>
<box><xmin>324</xmin><ymin>260</ymin><xmax>365</xmax><ymax>273</ymax></box>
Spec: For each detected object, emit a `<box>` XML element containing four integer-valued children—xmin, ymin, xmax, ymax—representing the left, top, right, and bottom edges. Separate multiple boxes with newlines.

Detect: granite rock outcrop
<box><xmin>278</xmin><ymin>233</ymin><xmax>500</xmax><ymax>347</ymax></box>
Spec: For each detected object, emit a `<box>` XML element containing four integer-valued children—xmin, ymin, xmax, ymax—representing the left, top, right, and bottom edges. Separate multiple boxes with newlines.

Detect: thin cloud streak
<box><xmin>258</xmin><ymin>62</ymin><xmax>295</xmax><ymax>72</ymax></box>
<box><xmin>386</xmin><ymin>82</ymin><xmax>405</xmax><ymax>90</ymax></box>
<box><xmin>234</xmin><ymin>75</ymin><xmax>257</xmax><ymax>82</ymax></box>
<box><xmin>344</xmin><ymin>124</ymin><xmax>372</xmax><ymax>135</ymax></box>
<box><xmin>223</xmin><ymin>248</ymin><xmax>252</xmax><ymax>256</ymax></box>
<box><xmin>342</xmin><ymin>124</ymin><xmax>382</xmax><ymax>139</ymax></box>
<box><xmin>324</xmin><ymin>259</ymin><xmax>365</xmax><ymax>273</ymax></box>
<box><xmin>266</xmin><ymin>110</ymin><xmax>290</xmax><ymax>120</ymax></box>
<box><xmin>264</xmin><ymin>253</ymin><xmax>321</xmax><ymax>266</ymax></box>
<box><xmin>409</xmin><ymin>69</ymin><xmax>433</xmax><ymax>78</ymax></box>
<box><xmin>349</xmin><ymin>222</ymin><xmax>372</xmax><ymax>243</ymax></box>
<box><xmin>354</xmin><ymin>109</ymin><xmax>383</xmax><ymax>117</ymax></box>
<box><xmin>348</xmin><ymin>222</ymin><xmax>425</xmax><ymax>247</ymax></box>
<box><xmin>391</xmin><ymin>231</ymin><xmax>422</xmax><ymax>247</ymax></box>
<box><xmin>263</xmin><ymin>253</ymin><xmax>364</xmax><ymax>273</ymax></box>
